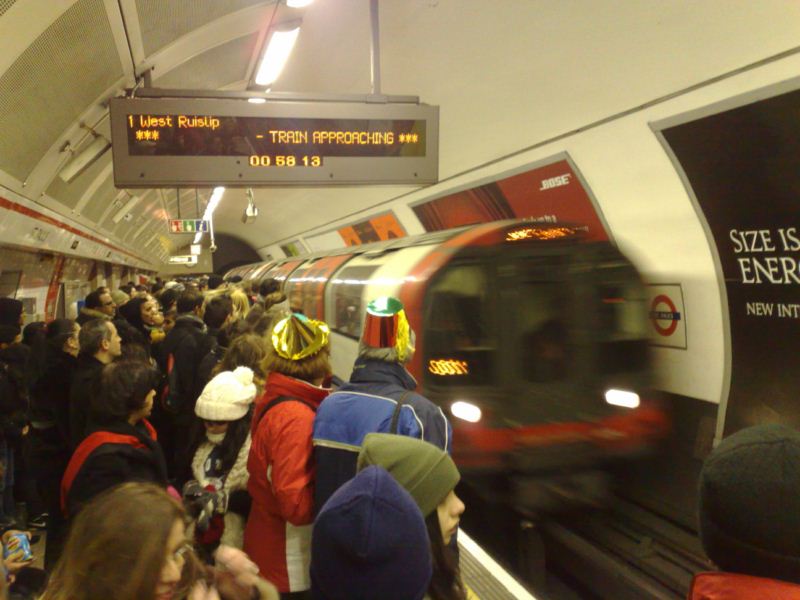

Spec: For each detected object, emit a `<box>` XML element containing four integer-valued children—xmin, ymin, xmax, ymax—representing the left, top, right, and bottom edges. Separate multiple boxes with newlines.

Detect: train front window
<box><xmin>425</xmin><ymin>263</ymin><xmax>493</xmax><ymax>386</ymax></box>
<box><xmin>517</xmin><ymin>280</ymin><xmax>570</xmax><ymax>383</ymax></box>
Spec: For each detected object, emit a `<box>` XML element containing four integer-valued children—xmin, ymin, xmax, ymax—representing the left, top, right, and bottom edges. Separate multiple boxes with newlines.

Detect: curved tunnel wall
<box><xmin>212</xmin><ymin>233</ymin><xmax>261</xmax><ymax>275</ymax></box>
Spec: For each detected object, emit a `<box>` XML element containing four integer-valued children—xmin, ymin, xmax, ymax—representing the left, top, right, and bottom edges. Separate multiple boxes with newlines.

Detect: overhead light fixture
<box><xmin>255</xmin><ymin>21</ymin><xmax>301</xmax><ymax>87</ymax></box>
<box><xmin>112</xmin><ymin>193</ymin><xmax>141</xmax><ymax>224</ymax></box>
<box><xmin>59</xmin><ymin>135</ymin><xmax>111</xmax><ymax>183</ymax></box>
<box><xmin>194</xmin><ymin>186</ymin><xmax>225</xmax><ymax>243</ymax></box>
<box><xmin>287</xmin><ymin>0</ymin><xmax>314</xmax><ymax>7</ymax></box>
<box><xmin>248</xmin><ymin>98</ymin><xmax>266</xmax><ymax>104</ymax></box>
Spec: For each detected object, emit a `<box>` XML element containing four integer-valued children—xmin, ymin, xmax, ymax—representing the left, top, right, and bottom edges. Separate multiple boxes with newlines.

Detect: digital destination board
<box><xmin>109</xmin><ymin>97</ymin><xmax>439</xmax><ymax>187</ymax></box>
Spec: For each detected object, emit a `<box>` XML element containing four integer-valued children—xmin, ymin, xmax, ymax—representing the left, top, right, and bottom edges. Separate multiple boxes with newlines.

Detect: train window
<box><xmin>425</xmin><ymin>263</ymin><xmax>494</xmax><ymax>386</ymax></box>
<box><xmin>285</xmin><ymin>261</ymin><xmax>314</xmax><ymax>315</ymax></box>
<box><xmin>285</xmin><ymin>255</ymin><xmax>352</xmax><ymax>320</ymax></box>
<box><xmin>261</xmin><ymin>259</ymin><xmax>304</xmax><ymax>310</ymax></box>
<box><xmin>328</xmin><ymin>265</ymin><xmax>380</xmax><ymax>338</ymax></box>
<box><xmin>517</xmin><ymin>279</ymin><xmax>570</xmax><ymax>383</ymax></box>
<box><xmin>0</xmin><ymin>271</ymin><xmax>21</xmax><ymax>298</ymax></box>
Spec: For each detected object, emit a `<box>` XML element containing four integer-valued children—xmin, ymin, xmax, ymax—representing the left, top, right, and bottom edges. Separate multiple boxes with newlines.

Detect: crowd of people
<box><xmin>0</xmin><ymin>277</ymin><xmax>465</xmax><ymax>600</ymax></box>
<box><xmin>0</xmin><ymin>274</ymin><xmax>796</xmax><ymax>600</ymax></box>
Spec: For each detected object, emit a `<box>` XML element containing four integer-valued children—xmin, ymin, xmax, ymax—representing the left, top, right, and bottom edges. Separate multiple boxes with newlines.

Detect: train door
<box><xmin>497</xmin><ymin>248</ymin><xmax>593</xmax><ymax>425</ymax></box>
<box><xmin>584</xmin><ymin>247</ymin><xmax>652</xmax><ymax>396</ymax></box>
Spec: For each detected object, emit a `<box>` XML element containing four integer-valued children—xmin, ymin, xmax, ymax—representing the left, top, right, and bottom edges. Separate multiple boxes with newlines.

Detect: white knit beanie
<box><xmin>195</xmin><ymin>366</ymin><xmax>257</xmax><ymax>421</ymax></box>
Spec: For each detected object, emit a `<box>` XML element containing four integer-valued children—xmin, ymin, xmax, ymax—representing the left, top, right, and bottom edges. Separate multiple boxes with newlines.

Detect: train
<box><xmin>226</xmin><ymin>219</ymin><xmax>670</xmax><ymax>507</ymax></box>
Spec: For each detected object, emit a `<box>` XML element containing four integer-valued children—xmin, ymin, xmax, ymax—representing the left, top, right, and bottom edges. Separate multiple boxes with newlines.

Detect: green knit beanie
<box><xmin>357</xmin><ymin>433</ymin><xmax>460</xmax><ymax>517</ymax></box>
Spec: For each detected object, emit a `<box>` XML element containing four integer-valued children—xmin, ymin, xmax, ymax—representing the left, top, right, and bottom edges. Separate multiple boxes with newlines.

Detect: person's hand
<box><xmin>2</xmin><ymin>531</ymin><xmax>32</xmax><ymax>565</ymax></box>
<box><xmin>188</xmin><ymin>580</ymin><xmax>221</xmax><ymax>600</ymax></box>
<box><xmin>3</xmin><ymin>557</ymin><xmax>32</xmax><ymax>575</ymax></box>
<box><xmin>212</xmin><ymin>546</ymin><xmax>279</xmax><ymax>600</ymax></box>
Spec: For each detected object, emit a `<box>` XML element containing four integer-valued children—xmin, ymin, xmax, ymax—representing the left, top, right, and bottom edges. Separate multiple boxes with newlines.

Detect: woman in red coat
<box><xmin>244</xmin><ymin>314</ymin><xmax>331</xmax><ymax>598</ymax></box>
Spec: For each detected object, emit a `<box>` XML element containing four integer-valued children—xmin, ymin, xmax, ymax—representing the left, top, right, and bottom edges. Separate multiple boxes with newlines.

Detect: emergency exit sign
<box><xmin>169</xmin><ymin>219</ymin><xmax>209</xmax><ymax>233</ymax></box>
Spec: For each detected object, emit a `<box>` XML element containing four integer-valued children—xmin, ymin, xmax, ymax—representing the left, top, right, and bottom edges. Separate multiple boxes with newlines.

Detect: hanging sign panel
<box><xmin>109</xmin><ymin>97</ymin><xmax>439</xmax><ymax>187</ymax></box>
<box><xmin>169</xmin><ymin>219</ymin><xmax>209</xmax><ymax>233</ymax></box>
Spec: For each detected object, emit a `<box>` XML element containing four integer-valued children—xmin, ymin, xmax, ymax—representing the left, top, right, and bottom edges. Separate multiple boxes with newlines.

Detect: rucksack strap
<box><xmin>61</xmin><ymin>432</ymin><xmax>144</xmax><ymax>516</ymax></box>
<box><xmin>60</xmin><ymin>419</ymin><xmax>157</xmax><ymax>516</ymax></box>
<box><xmin>389</xmin><ymin>391</ymin><xmax>412</xmax><ymax>434</ymax></box>
<box><xmin>254</xmin><ymin>395</ymin><xmax>316</xmax><ymax>430</ymax></box>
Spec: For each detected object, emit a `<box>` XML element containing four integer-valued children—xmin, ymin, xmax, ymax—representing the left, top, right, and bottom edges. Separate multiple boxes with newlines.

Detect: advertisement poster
<box><xmin>338</xmin><ymin>211</ymin><xmax>406</xmax><ymax>246</ymax></box>
<box><xmin>661</xmin><ymin>86</ymin><xmax>800</xmax><ymax>436</ymax></box>
<box><xmin>411</xmin><ymin>158</ymin><xmax>609</xmax><ymax>241</ymax></box>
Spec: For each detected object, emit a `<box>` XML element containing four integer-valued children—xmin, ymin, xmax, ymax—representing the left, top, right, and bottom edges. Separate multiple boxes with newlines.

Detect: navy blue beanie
<box><xmin>311</xmin><ymin>465</ymin><xmax>432</xmax><ymax>600</ymax></box>
<box><xmin>699</xmin><ymin>424</ymin><xmax>800</xmax><ymax>584</ymax></box>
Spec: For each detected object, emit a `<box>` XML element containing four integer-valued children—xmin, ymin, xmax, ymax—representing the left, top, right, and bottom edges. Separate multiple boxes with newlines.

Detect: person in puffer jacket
<box><xmin>188</xmin><ymin>366</ymin><xmax>256</xmax><ymax>555</ymax></box>
<box><xmin>245</xmin><ymin>314</ymin><xmax>332</xmax><ymax>599</ymax></box>
<box><xmin>312</xmin><ymin>296</ymin><xmax>452</xmax><ymax>514</ymax></box>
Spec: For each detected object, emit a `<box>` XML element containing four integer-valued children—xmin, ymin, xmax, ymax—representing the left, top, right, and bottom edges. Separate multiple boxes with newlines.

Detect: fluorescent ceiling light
<box><xmin>248</xmin><ymin>98</ymin><xmax>266</xmax><ymax>104</ymax></box>
<box><xmin>255</xmin><ymin>24</ymin><xmax>301</xmax><ymax>87</ymax></box>
<box><xmin>59</xmin><ymin>136</ymin><xmax>111</xmax><ymax>183</ymax></box>
<box><xmin>604</xmin><ymin>389</ymin><xmax>640</xmax><ymax>409</ymax></box>
<box><xmin>112</xmin><ymin>193</ymin><xmax>141</xmax><ymax>224</ymax></box>
<box><xmin>287</xmin><ymin>0</ymin><xmax>314</xmax><ymax>7</ymax></box>
<box><xmin>194</xmin><ymin>187</ymin><xmax>225</xmax><ymax>243</ymax></box>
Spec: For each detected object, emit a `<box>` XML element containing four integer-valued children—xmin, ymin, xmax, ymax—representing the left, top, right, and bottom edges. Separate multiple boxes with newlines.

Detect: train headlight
<box><xmin>604</xmin><ymin>389</ymin><xmax>640</xmax><ymax>409</ymax></box>
<box><xmin>451</xmin><ymin>401</ymin><xmax>482</xmax><ymax>423</ymax></box>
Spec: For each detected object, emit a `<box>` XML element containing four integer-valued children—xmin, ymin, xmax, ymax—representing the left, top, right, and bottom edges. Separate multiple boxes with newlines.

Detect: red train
<box><xmin>227</xmin><ymin>220</ymin><xmax>668</xmax><ymax>491</ymax></box>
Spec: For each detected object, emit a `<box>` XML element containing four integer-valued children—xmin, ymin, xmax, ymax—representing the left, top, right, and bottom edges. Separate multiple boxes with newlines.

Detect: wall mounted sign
<box><xmin>411</xmin><ymin>156</ymin><xmax>609</xmax><ymax>240</ymax></box>
<box><xmin>659</xmin><ymin>82</ymin><xmax>800</xmax><ymax>436</ymax></box>
<box><xmin>646</xmin><ymin>284</ymin><xmax>687</xmax><ymax>349</ymax></box>
<box><xmin>337</xmin><ymin>211</ymin><xmax>406</xmax><ymax>246</ymax></box>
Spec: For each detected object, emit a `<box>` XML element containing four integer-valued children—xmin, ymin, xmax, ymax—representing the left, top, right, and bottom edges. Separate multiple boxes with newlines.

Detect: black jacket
<box><xmin>69</xmin><ymin>355</ymin><xmax>105</xmax><ymax>448</ymax></box>
<box><xmin>195</xmin><ymin>342</ymin><xmax>227</xmax><ymax>399</ymax></box>
<box><xmin>0</xmin><ymin>343</ymin><xmax>30</xmax><ymax>440</ymax></box>
<box><xmin>30</xmin><ymin>351</ymin><xmax>76</xmax><ymax>454</ymax></box>
<box><xmin>65</xmin><ymin>419</ymin><xmax>168</xmax><ymax>517</ymax></box>
<box><xmin>158</xmin><ymin>315</ymin><xmax>214</xmax><ymax>415</ymax></box>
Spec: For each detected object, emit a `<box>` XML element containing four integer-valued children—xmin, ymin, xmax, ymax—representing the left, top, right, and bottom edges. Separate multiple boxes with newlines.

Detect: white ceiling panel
<box><xmin>136</xmin><ymin>0</ymin><xmax>270</xmax><ymax>56</ymax></box>
<box><xmin>0</xmin><ymin>0</ymin><xmax>122</xmax><ymax>181</ymax></box>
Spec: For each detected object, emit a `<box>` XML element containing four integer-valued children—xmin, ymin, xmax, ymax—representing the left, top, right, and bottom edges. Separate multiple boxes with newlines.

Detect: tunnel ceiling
<box><xmin>0</xmin><ymin>0</ymin><xmax>798</xmax><ymax>266</ymax></box>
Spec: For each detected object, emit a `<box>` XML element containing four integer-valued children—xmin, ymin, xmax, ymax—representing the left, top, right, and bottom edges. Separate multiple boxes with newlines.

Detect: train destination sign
<box><xmin>109</xmin><ymin>97</ymin><xmax>439</xmax><ymax>187</ymax></box>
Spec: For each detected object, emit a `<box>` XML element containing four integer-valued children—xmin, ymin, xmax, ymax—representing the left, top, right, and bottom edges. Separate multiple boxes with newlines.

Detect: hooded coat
<box><xmin>244</xmin><ymin>371</ymin><xmax>329</xmax><ymax>593</ymax></box>
<box><xmin>312</xmin><ymin>358</ymin><xmax>452</xmax><ymax>513</ymax></box>
<box><xmin>75</xmin><ymin>307</ymin><xmax>111</xmax><ymax>326</ymax></box>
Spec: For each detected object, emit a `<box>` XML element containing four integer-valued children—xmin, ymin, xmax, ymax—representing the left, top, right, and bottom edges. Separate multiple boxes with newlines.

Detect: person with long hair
<box><xmin>245</xmin><ymin>314</ymin><xmax>332</xmax><ymax>599</ymax></box>
<box><xmin>187</xmin><ymin>367</ymin><xmax>256</xmax><ymax>556</ymax></box>
<box><xmin>118</xmin><ymin>296</ymin><xmax>164</xmax><ymax>348</ymax></box>
<box><xmin>61</xmin><ymin>360</ymin><xmax>167</xmax><ymax>517</ymax></box>
<box><xmin>357</xmin><ymin>433</ymin><xmax>467</xmax><ymax>600</ymax></box>
<box><xmin>42</xmin><ymin>482</ymin><xmax>279</xmax><ymax>600</ymax></box>
<box><xmin>211</xmin><ymin>334</ymin><xmax>269</xmax><ymax>397</ymax></box>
